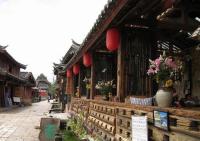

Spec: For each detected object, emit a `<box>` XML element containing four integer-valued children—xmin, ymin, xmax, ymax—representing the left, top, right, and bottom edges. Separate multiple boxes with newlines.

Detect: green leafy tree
<box><xmin>48</xmin><ymin>82</ymin><xmax>56</xmax><ymax>97</ymax></box>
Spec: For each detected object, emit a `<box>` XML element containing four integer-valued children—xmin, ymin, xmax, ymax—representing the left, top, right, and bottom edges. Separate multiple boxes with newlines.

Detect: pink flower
<box><xmin>155</xmin><ymin>67</ymin><xmax>159</xmax><ymax>73</ymax></box>
<box><xmin>155</xmin><ymin>58</ymin><xmax>161</xmax><ymax>67</ymax></box>
<box><xmin>165</xmin><ymin>58</ymin><xmax>177</xmax><ymax>69</ymax></box>
<box><xmin>147</xmin><ymin>68</ymin><xmax>155</xmax><ymax>75</ymax></box>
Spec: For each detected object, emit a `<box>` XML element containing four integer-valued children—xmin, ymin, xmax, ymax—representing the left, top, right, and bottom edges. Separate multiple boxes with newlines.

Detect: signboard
<box><xmin>132</xmin><ymin>116</ymin><xmax>148</xmax><ymax>141</ymax></box>
<box><xmin>13</xmin><ymin>97</ymin><xmax>21</xmax><ymax>103</ymax></box>
<box><xmin>153</xmin><ymin>110</ymin><xmax>169</xmax><ymax>131</ymax></box>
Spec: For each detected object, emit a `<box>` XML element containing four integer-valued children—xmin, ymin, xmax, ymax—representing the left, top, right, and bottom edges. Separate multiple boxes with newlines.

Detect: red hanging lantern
<box><xmin>66</xmin><ymin>69</ymin><xmax>72</xmax><ymax>77</ymax></box>
<box><xmin>83</xmin><ymin>52</ymin><xmax>92</xmax><ymax>67</ymax></box>
<box><xmin>73</xmin><ymin>64</ymin><xmax>80</xmax><ymax>75</ymax></box>
<box><xmin>106</xmin><ymin>28</ymin><xmax>120</xmax><ymax>51</ymax></box>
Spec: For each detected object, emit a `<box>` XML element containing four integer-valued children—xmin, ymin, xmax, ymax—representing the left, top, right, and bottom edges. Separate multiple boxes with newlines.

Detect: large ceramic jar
<box><xmin>156</xmin><ymin>88</ymin><xmax>173</xmax><ymax>107</ymax></box>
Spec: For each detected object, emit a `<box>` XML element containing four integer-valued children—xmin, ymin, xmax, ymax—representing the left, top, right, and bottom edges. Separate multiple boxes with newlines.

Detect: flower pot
<box><xmin>102</xmin><ymin>95</ymin><xmax>109</xmax><ymax>101</ymax></box>
<box><xmin>81</xmin><ymin>139</ymin><xmax>89</xmax><ymax>141</ymax></box>
<box><xmin>155</xmin><ymin>88</ymin><xmax>173</xmax><ymax>107</ymax></box>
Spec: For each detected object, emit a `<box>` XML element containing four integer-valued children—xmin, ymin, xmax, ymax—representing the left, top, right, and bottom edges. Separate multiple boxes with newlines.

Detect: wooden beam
<box><xmin>157</xmin><ymin>19</ymin><xmax>198</xmax><ymax>32</ymax></box>
<box><xmin>95</xmin><ymin>50</ymin><xmax>114</xmax><ymax>54</ymax></box>
<box><xmin>117</xmin><ymin>0</ymin><xmax>160</xmax><ymax>25</ymax></box>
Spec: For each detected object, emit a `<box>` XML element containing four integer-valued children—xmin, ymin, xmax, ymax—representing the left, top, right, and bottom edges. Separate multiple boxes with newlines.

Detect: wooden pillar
<box><xmin>63</xmin><ymin>77</ymin><xmax>66</xmax><ymax>94</ymax></box>
<box><xmin>90</xmin><ymin>53</ymin><xmax>95</xmax><ymax>99</ymax></box>
<box><xmin>0</xmin><ymin>85</ymin><xmax>5</xmax><ymax>107</ymax></box>
<box><xmin>72</xmin><ymin>75</ymin><xmax>75</xmax><ymax>95</ymax></box>
<box><xmin>78</xmin><ymin>70</ymin><xmax>81</xmax><ymax>98</ymax></box>
<box><xmin>117</xmin><ymin>33</ymin><xmax>125</xmax><ymax>102</ymax></box>
<box><xmin>65</xmin><ymin>77</ymin><xmax>68</xmax><ymax>94</ymax></box>
<box><xmin>66</xmin><ymin>76</ymin><xmax>73</xmax><ymax>95</ymax></box>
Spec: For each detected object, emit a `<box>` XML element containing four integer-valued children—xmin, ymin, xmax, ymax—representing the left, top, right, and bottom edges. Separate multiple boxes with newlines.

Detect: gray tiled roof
<box><xmin>0</xmin><ymin>45</ymin><xmax>26</xmax><ymax>69</ymax></box>
<box><xmin>19</xmin><ymin>72</ymin><xmax>36</xmax><ymax>86</ymax></box>
<box><xmin>19</xmin><ymin>72</ymin><xmax>30</xmax><ymax>80</ymax></box>
<box><xmin>62</xmin><ymin>39</ymin><xmax>81</xmax><ymax>64</ymax></box>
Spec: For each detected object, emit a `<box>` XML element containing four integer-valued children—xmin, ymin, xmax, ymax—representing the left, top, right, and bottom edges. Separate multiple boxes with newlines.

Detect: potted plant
<box><xmin>83</xmin><ymin>77</ymin><xmax>91</xmax><ymax>99</ymax></box>
<box><xmin>95</xmin><ymin>80</ymin><xmax>116</xmax><ymax>101</ymax></box>
<box><xmin>147</xmin><ymin>51</ymin><xmax>182</xmax><ymax>107</ymax></box>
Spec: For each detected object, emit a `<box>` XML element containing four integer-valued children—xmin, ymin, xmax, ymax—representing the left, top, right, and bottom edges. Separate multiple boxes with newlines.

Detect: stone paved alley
<box><xmin>0</xmin><ymin>101</ymin><xmax>51</xmax><ymax>141</ymax></box>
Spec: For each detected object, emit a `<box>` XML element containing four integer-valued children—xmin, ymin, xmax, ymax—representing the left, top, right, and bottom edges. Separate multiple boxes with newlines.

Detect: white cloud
<box><xmin>0</xmin><ymin>0</ymin><xmax>107</xmax><ymax>82</ymax></box>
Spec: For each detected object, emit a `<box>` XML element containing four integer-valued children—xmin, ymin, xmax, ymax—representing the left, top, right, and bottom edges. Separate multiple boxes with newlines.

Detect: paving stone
<box><xmin>0</xmin><ymin>138</ymin><xmax>6</xmax><ymax>141</ymax></box>
<box><xmin>0</xmin><ymin>101</ymin><xmax>51</xmax><ymax>141</ymax></box>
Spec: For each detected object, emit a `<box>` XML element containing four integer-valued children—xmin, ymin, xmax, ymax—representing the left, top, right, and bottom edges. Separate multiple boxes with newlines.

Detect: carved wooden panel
<box><xmin>71</xmin><ymin>98</ymin><xmax>200</xmax><ymax>141</ymax></box>
<box><xmin>88</xmin><ymin>102</ymin><xmax>116</xmax><ymax>140</ymax></box>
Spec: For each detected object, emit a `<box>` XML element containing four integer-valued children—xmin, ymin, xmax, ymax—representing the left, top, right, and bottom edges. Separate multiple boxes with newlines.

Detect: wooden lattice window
<box><xmin>122</xmin><ymin>30</ymin><xmax>153</xmax><ymax>97</ymax></box>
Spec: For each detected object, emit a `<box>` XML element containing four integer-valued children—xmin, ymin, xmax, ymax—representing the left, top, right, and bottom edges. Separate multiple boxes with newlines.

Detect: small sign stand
<box><xmin>132</xmin><ymin>116</ymin><xmax>148</xmax><ymax>141</ymax></box>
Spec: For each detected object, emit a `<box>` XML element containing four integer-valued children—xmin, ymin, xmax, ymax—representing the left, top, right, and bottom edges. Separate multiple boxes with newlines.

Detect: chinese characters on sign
<box><xmin>132</xmin><ymin>116</ymin><xmax>148</xmax><ymax>141</ymax></box>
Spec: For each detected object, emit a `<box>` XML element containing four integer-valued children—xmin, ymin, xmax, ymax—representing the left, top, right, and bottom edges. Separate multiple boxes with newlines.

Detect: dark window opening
<box><xmin>8</xmin><ymin>65</ymin><xmax>12</xmax><ymax>73</ymax></box>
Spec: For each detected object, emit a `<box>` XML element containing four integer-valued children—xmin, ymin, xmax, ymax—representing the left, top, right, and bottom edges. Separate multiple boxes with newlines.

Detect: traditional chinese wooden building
<box><xmin>53</xmin><ymin>40</ymin><xmax>80</xmax><ymax>110</ymax></box>
<box><xmin>0</xmin><ymin>45</ymin><xmax>26</xmax><ymax>107</ymax></box>
<box><xmin>16</xmin><ymin>72</ymin><xmax>36</xmax><ymax>105</ymax></box>
<box><xmin>36</xmin><ymin>74</ymin><xmax>50</xmax><ymax>100</ymax></box>
<box><xmin>57</xmin><ymin>0</ymin><xmax>200</xmax><ymax>140</ymax></box>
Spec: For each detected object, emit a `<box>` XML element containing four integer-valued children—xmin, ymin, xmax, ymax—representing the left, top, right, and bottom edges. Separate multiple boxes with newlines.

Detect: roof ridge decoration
<box><xmin>61</xmin><ymin>40</ymin><xmax>81</xmax><ymax>64</ymax></box>
<box><xmin>72</xmin><ymin>39</ymin><xmax>81</xmax><ymax>47</ymax></box>
<box><xmin>0</xmin><ymin>45</ymin><xmax>8</xmax><ymax>50</ymax></box>
<box><xmin>0</xmin><ymin>45</ymin><xmax>27</xmax><ymax>69</ymax></box>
